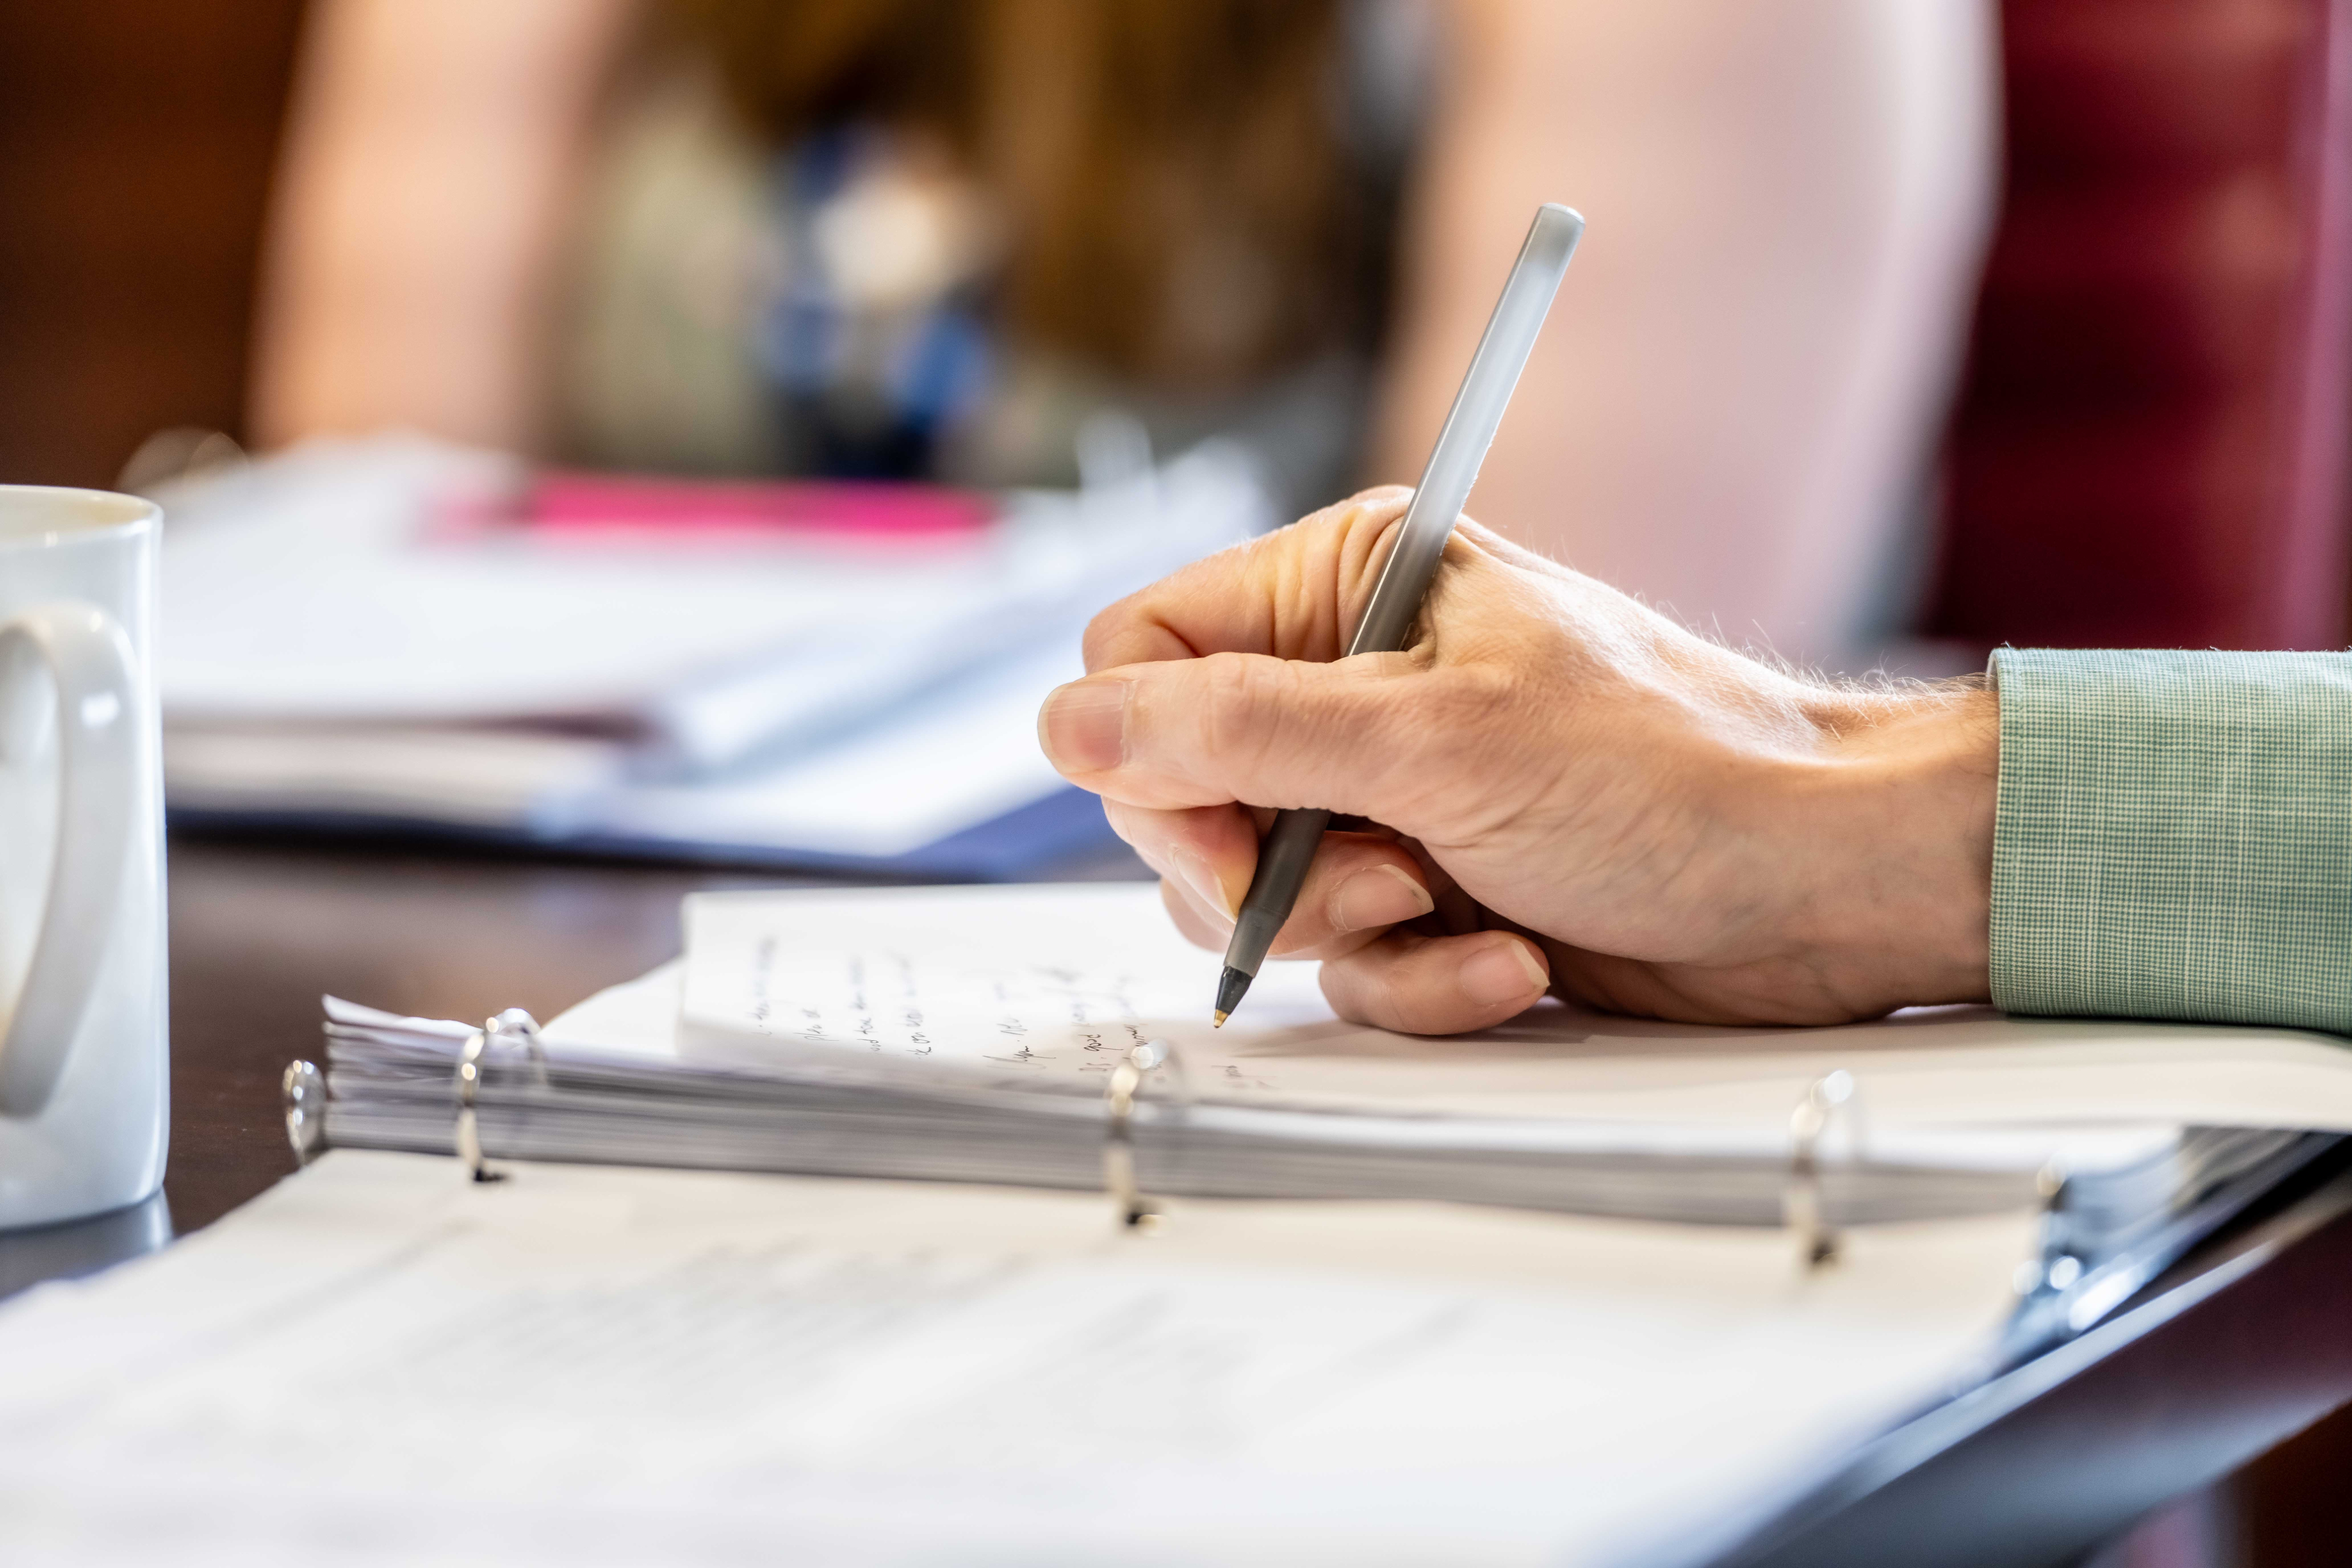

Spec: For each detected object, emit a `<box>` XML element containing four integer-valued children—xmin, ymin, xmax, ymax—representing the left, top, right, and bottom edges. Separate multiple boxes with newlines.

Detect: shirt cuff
<box><xmin>1989</xmin><ymin>648</ymin><xmax>2352</xmax><ymax>1033</ymax></box>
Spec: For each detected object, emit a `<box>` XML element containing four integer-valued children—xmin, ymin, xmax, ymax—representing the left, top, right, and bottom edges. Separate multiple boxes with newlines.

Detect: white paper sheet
<box><xmin>675</xmin><ymin>883</ymin><xmax>2352</xmax><ymax>1132</ymax></box>
<box><xmin>0</xmin><ymin>1150</ymin><xmax>2037</xmax><ymax>1566</ymax></box>
<box><xmin>168</xmin><ymin>640</ymin><xmax>1084</xmax><ymax>858</ymax></box>
<box><xmin>161</xmin><ymin>438</ymin><xmax>992</xmax><ymax>723</ymax></box>
<box><xmin>159</xmin><ymin>435</ymin><xmax>1260</xmax><ymax>755</ymax></box>
<box><xmin>572</xmin><ymin>640</ymin><xmax>1080</xmax><ymax>857</ymax></box>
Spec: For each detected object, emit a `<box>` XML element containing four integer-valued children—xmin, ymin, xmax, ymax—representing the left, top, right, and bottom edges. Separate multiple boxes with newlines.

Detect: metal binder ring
<box><xmin>282</xmin><ymin>1059</ymin><xmax>327</xmax><ymax>1167</ymax></box>
<box><xmin>454</xmin><ymin>1026</ymin><xmax>502</xmax><ymax>1183</ymax></box>
<box><xmin>1104</xmin><ymin>1040</ymin><xmax>1171</xmax><ymax>1233</ymax></box>
<box><xmin>1785</xmin><ymin>1070</ymin><xmax>1856</xmax><ymax>1270</ymax></box>
<box><xmin>496</xmin><ymin>1008</ymin><xmax>551</xmax><ymax>1091</ymax></box>
<box><xmin>451</xmin><ymin>1010</ymin><xmax>548</xmax><ymax>1184</ymax></box>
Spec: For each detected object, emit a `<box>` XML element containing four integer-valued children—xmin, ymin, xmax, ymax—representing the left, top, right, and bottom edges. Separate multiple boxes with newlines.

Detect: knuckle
<box><xmin>1099</xmin><ymin>799</ymin><xmax>1165</xmax><ymax>854</ymax></box>
<box><xmin>1322</xmin><ymin>944</ymin><xmax>1416</xmax><ymax>1032</ymax></box>
<box><xmin>1298</xmin><ymin>485</ymin><xmax>1408</xmax><ymax>536</ymax></box>
<box><xmin>1196</xmin><ymin>653</ymin><xmax>1291</xmax><ymax>777</ymax></box>
<box><xmin>1080</xmin><ymin>597</ymin><xmax>1136</xmax><ymax>672</ymax></box>
<box><xmin>1318</xmin><ymin>959</ymin><xmax>1376</xmax><ymax>1027</ymax></box>
<box><xmin>1363</xmin><ymin>960</ymin><xmax>1410</xmax><ymax>1027</ymax></box>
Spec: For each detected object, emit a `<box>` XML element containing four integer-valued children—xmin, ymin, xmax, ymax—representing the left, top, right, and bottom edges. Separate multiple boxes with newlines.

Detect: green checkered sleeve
<box><xmin>1989</xmin><ymin>648</ymin><xmax>2352</xmax><ymax>1032</ymax></box>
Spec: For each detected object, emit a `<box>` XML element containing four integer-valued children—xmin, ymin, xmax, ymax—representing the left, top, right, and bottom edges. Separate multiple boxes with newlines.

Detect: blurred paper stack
<box><xmin>158</xmin><ymin>435</ymin><xmax>1266</xmax><ymax>876</ymax></box>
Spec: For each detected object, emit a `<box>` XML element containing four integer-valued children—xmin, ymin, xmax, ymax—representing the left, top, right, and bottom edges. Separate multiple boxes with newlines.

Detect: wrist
<box><xmin>1783</xmin><ymin>681</ymin><xmax>1998</xmax><ymax>1013</ymax></box>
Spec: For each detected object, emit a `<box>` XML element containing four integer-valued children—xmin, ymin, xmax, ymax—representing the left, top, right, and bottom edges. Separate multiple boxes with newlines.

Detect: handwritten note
<box><xmin>743</xmin><ymin>947</ymin><xmax>1171</xmax><ymax>1071</ymax></box>
<box><xmin>679</xmin><ymin>886</ymin><xmax>1309</xmax><ymax>1097</ymax></box>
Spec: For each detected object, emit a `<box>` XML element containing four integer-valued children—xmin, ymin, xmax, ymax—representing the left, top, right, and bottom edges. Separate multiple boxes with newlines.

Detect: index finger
<box><xmin>1082</xmin><ymin>487</ymin><xmax>1414</xmax><ymax>672</ymax></box>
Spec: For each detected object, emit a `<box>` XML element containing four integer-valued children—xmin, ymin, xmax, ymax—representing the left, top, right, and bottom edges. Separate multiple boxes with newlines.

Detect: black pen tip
<box><xmin>1213</xmin><ymin>965</ymin><xmax>1254</xmax><ymax>1025</ymax></box>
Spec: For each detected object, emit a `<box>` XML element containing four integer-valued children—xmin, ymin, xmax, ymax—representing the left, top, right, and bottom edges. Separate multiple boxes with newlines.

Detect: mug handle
<box><xmin>0</xmin><ymin>603</ymin><xmax>138</xmax><ymax>1117</ymax></box>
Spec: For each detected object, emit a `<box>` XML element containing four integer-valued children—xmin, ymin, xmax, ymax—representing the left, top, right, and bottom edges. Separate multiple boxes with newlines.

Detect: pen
<box><xmin>1213</xmin><ymin>202</ymin><xmax>1584</xmax><ymax>1025</ymax></box>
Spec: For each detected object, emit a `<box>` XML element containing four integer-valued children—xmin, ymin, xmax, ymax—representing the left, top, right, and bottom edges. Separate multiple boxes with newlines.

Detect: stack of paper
<box><xmin>319</xmin><ymin>885</ymin><xmax>2329</xmax><ymax>1247</ymax></box>
<box><xmin>158</xmin><ymin>436</ymin><xmax>1267</xmax><ymax>874</ymax></box>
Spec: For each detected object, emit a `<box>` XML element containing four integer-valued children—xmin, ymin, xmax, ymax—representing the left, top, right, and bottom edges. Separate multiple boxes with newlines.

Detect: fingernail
<box><xmin>1329</xmin><ymin>864</ymin><xmax>1434</xmax><ymax>932</ymax></box>
<box><xmin>1037</xmin><ymin>679</ymin><xmax>1131</xmax><ymax>773</ymax></box>
<box><xmin>1172</xmin><ymin>847</ymin><xmax>1236</xmax><ymax>923</ymax></box>
<box><xmin>1459</xmin><ymin>938</ymin><xmax>1548</xmax><ymax>1007</ymax></box>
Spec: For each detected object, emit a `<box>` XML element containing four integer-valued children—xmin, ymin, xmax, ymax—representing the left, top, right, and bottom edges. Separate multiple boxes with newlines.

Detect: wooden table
<box><xmin>9</xmin><ymin>834</ymin><xmax>2350</xmax><ymax>1566</ymax></box>
<box><xmin>161</xmin><ymin>837</ymin><xmax>788</xmax><ymax>1230</ymax></box>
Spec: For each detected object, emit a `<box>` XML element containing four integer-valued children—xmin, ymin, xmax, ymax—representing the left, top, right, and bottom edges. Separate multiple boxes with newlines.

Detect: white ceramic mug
<box><xmin>0</xmin><ymin>487</ymin><xmax>167</xmax><ymax>1228</ymax></box>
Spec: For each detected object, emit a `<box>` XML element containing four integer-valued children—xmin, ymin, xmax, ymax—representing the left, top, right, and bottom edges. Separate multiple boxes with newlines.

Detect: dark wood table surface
<box><xmin>163</xmin><ymin>837</ymin><xmax>784</xmax><ymax>1230</ymax></box>
<box><xmin>7</xmin><ymin>833</ymin><xmax>2348</xmax><ymax>1566</ymax></box>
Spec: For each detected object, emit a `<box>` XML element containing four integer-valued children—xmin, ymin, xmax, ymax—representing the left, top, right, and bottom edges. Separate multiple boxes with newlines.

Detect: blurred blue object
<box><xmin>169</xmin><ymin>783</ymin><xmax>1117</xmax><ymax>882</ymax></box>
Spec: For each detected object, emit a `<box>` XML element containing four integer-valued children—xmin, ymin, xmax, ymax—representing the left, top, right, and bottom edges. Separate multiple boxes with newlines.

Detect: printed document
<box><xmin>0</xmin><ymin>1151</ymin><xmax>2036</xmax><ymax>1566</ymax></box>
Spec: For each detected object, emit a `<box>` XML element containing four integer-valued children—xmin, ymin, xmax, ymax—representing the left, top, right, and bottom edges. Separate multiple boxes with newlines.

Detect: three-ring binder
<box><xmin>281</xmin><ymin>1035</ymin><xmax>1952</xmax><ymax>1269</ymax></box>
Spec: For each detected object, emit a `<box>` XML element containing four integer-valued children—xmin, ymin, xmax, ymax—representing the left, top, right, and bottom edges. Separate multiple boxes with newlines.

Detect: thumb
<box><xmin>1038</xmin><ymin>649</ymin><xmax>1430</xmax><ymax>815</ymax></box>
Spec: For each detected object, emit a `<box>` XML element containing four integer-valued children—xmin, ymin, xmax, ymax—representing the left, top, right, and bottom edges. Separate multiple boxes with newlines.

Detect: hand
<box><xmin>1037</xmin><ymin>488</ymin><xmax>1997</xmax><ymax>1034</ymax></box>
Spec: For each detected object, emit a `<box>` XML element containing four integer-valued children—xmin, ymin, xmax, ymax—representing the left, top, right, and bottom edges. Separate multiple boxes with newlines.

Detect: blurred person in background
<box><xmin>250</xmin><ymin>0</ymin><xmax>1995</xmax><ymax>667</ymax></box>
<box><xmin>253</xmin><ymin>0</ymin><xmax>1417</xmax><ymax>518</ymax></box>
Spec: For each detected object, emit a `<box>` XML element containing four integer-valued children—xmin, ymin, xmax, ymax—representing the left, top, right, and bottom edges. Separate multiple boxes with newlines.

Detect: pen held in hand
<box><xmin>1213</xmin><ymin>202</ymin><xmax>1584</xmax><ymax>1025</ymax></box>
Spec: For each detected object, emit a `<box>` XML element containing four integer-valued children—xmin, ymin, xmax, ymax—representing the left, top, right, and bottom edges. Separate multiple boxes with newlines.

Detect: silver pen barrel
<box><xmin>1214</xmin><ymin>203</ymin><xmax>1583</xmax><ymax>1024</ymax></box>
